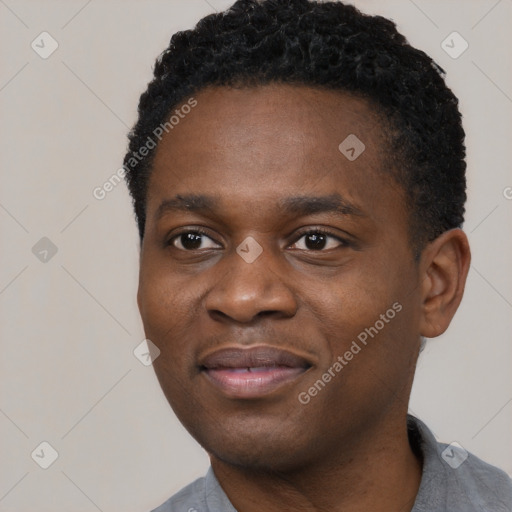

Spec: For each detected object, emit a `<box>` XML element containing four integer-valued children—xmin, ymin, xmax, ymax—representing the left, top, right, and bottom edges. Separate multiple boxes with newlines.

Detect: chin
<box><xmin>187</xmin><ymin>416</ymin><xmax>315</xmax><ymax>473</ymax></box>
<box><xmin>210</xmin><ymin>442</ymin><xmax>307</xmax><ymax>473</ymax></box>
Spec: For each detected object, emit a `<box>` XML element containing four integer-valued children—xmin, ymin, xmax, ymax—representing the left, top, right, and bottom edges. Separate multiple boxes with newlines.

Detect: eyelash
<box><xmin>165</xmin><ymin>227</ymin><xmax>216</xmax><ymax>250</ymax></box>
<box><xmin>167</xmin><ymin>227</ymin><xmax>349</xmax><ymax>251</ymax></box>
<box><xmin>294</xmin><ymin>227</ymin><xmax>348</xmax><ymax>246</ymax></box>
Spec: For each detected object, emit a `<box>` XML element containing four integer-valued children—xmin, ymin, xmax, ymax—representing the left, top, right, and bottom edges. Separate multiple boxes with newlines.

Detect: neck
<box><xmin>211</xmin><ymin>413</ymin><xmax>422</xmax><ymax>512</ymax></box>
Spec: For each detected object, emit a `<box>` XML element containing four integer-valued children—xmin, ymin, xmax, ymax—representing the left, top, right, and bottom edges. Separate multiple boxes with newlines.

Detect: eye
<box><xmin>169</xmin><ymin>229</ymin><xmax>221</xmax><ymax>251</ymax></box>
<box><xmin>290</xmin><ymin>229</ymin><xmax>347</xmax><ymax>251</ymax></box>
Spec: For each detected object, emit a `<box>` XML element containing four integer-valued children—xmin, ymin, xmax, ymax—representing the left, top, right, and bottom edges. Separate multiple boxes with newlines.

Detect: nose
<box><xmin>205</xmin><ymin>247</ymin><xmax>298</xmax><ymax>324</ymax></box>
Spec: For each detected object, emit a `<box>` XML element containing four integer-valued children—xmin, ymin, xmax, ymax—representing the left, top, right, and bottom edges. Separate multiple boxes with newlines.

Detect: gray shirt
<box><xmin>151</xmin><ymin>416</ymin><xmax>512</xmax><ymax>512</ymax></box>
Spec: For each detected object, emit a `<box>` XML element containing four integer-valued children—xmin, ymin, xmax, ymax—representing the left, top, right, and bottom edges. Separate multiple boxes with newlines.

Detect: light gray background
<box><xmin>1</xmin><ymin>1</ymin><xmax>511</xmax><ymax>511</ymax></box>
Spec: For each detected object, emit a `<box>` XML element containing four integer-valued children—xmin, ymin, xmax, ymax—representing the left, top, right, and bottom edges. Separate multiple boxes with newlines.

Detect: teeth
<box><xmin>219</xmin><ymin>366</ymin><xmax>279</xmax><ymax>373</ymax></box>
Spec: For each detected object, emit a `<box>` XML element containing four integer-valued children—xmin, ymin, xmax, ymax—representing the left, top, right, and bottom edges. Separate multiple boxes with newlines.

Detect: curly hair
<box><xmin>123</xmin><ymin>0</ymin><xmax>466</xmax><ymax>253</ymax></box>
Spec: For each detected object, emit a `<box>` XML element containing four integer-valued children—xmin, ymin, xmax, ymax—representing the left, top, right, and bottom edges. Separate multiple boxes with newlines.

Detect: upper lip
<box><xmin>199</xmin><ymin>345</ymin><xmax>313</xmax><ymax>370</ymax></box>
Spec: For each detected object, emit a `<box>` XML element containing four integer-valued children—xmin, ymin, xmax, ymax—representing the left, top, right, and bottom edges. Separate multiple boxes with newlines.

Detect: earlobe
<box><xmin>418</xmin><ymin>229</ymin><xmax>471</xmax><ymax>338</ymax></box>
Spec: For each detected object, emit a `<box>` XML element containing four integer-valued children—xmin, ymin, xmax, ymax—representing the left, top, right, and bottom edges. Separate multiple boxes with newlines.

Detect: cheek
<box><xmin>137</xmin><ymin>262</ymin><xmax>199</xmax><ymax>361</ymax></box>
<box><xmin>138</xmin><ymin>270</ymin><xmax>200</xmax><ymax>408</ymax></box>
<box><xmin>309</xmin><ymin>263</ymin><xmax>417</xmax><ymax>373</ymax></box>
<box><xmin>304</xmin><ymin>285</ymin><xmax>417</xmax><ymax>414</ymax></box>
<box><xmin>139</xmin><ymin>247</ymin><xmax>195</xmax><ymax>315</ymax></box>
<box><xmin>311</xmin><ymin>270</ymin><xmax>393</xmax><ymax>333</ymax></box>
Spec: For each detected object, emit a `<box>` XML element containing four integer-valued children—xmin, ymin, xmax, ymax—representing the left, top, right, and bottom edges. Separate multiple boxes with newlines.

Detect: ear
<box><xmin>136</xmin><ymin>240</ymin><xmax>146</xmax><ymax>317</ymax></box>
<box><xmin>137</xmin><ymin>261</ymin><xmax>144</xmax><ymax>318</ymax></box>
<box><xmin>418</xmin><ymin>229</ymin><xmax>471</xmax><ymax>338</ymax></box>
<box><xmin>137</xmin><ymin>285</ymin><xmax>142</xmax><ymax>315</ymax></box>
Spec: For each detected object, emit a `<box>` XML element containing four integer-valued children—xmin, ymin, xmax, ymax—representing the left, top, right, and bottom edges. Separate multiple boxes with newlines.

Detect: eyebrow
<box><xmin>280</xmin><ymin>194</ymin><xmax>364</xmax><ymax>217</ymax></box>
<box><xmin>155</xmin><ymin>194</ymin><xmax>218</xmax><ymax>220</ymax></box>
<box><xmin>154</xmin><ymin>193</ymin><xmax>365</xmax><ymax>221</ymax></box>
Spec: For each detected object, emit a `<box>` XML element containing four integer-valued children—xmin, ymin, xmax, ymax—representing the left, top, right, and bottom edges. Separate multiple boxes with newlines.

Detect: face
<box><xmin>138</xmin><ymin>85</ymin><xmax>424</xmax><ymax>471</ymax></box>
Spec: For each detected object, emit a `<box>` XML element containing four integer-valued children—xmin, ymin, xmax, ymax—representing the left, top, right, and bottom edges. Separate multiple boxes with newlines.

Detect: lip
<box><xmin>199</xmin><ymin>345</ymin><xmax>312</xmax><ymax>399</ymax></box>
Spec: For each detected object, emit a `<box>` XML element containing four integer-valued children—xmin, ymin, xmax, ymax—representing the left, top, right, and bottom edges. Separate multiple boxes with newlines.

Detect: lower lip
<box><xmin>202</xmin><ymin>366</ymin><xmax>308</xmax><ymax>398</ymax></box>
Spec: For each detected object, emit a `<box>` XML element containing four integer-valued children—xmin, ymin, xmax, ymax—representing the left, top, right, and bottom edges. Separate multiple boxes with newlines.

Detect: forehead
<box><xmin>146</xmin><ymin>84</ymin><xmax>404</xmax><ymax>227</ymax></box>
<box><xmin>154</xmin><ymin>84</ymin><xmax>382</xmax><ymax>160</ymax></box>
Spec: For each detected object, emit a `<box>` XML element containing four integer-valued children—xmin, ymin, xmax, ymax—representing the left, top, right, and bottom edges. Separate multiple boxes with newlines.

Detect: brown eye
<box><xmin>170</xmin><ymin>231</ymin><xmax>220</xmax><ymax>251</ymax></box>
<box><xmin>304</xmin><ymin>233</ymin><xmax>328</xmax><ymax>250</ymax></box>
<box><xmin>290</xmin><ymin>230</ymin><xmax>346</xmax><ymax>251</ymax></box>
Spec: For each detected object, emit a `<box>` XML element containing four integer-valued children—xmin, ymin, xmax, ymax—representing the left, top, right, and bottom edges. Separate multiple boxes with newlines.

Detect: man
<box><xmin>123</xmin><ymin>1</ymin><xmax>512</xmax><ymax>510</ymax></box>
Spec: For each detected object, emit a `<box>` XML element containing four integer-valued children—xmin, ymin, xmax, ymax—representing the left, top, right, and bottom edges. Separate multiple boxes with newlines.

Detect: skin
<box><xmin>137</xmin><ymin>84</ymin><xmax>471</xmax><ymax>512</ymax></box>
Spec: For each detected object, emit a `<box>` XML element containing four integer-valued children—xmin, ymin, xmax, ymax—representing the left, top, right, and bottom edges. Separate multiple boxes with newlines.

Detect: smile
<box><xmin>199</xmin><ymin>345</ymin><xmax>312</xmax><ymax>399</ymax></box>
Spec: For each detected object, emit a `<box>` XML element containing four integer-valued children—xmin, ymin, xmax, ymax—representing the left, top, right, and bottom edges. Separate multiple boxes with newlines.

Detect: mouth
<box><xmin>199</xmin><ymin>345</ymin><xmax>313</xmax><ymax>399</ymax></box>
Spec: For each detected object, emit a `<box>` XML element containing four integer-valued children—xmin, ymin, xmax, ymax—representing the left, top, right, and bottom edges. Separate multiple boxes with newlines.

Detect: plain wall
<box><xmin>1</xmin><ymin>1</ymin><xmax>511</xmax><ymax>511</ymax></box>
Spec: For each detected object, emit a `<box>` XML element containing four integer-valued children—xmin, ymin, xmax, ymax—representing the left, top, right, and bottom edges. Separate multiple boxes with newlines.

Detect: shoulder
<box><xmin>150</xmin><ymin>475</ymin><xmax>207</xmax><ymax>512</ymax></box>
<box><xmin>409</xmin><ymin>415</ymin><xmax>512</xmax><ymax>512</ymax></box>
<box><xmin>149</xmin><ymin>467</ymin><xmax>237</xmax><ymax>512</ymax></box>
<box><xmin>441</xmin><ymin>442</ymin><xmax>512</xmax><ymax>511</ymax></box>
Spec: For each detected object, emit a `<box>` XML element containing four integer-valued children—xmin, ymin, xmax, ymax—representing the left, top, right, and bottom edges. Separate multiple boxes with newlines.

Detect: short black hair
<box><xmin>123</xmin><ymin>0</ymin><xmax>466</xmax><ymax>252</ymax></box>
